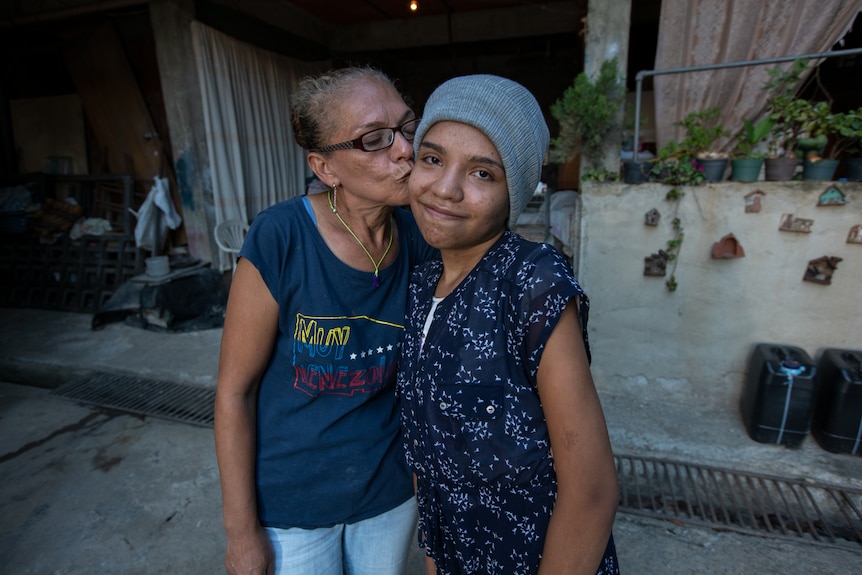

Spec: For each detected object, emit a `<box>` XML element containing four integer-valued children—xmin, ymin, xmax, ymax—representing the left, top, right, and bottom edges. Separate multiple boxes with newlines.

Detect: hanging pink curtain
<box><xmin>653</xmin><ymin>0</ymin><xmax>862</xmax><ymax>151</ymax></box>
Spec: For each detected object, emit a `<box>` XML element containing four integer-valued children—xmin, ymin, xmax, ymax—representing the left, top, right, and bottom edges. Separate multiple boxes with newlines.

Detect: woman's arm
<box><xmin>536</xmin><ymin>300</ymin><xmax>619</xmax><ymax>575</ymax></box>
<box><xmin>214</xmin><ymin>257</ymin><xmax>280</xmax><ymax>575</ymax></box>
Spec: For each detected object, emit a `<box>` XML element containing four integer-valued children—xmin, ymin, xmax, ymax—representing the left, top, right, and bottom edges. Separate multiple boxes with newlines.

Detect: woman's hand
<box><xmin>224</xmin><ymin>525</ymin><xmax>274</xmax><ymax>575</ymax></box>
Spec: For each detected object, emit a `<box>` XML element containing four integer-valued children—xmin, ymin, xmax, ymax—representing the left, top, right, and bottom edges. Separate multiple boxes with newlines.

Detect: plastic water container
<box><xmin>741</xmin><ymin>344</ymin><xmax>818</xmax><ymax>448</ymax></box>
<box><xmin>145</xmin><ymin>256</ymin><xmax>171</xmax><ymax>277</ymax></box>
<box><xmin>812</xmin><ymin>348</ymin><xmax>862</xmax><ymax>456</ymax></box>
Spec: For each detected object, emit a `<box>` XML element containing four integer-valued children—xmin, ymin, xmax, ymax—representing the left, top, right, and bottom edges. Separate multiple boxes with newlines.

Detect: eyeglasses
<box><xmin>312</xmin><ymin>118</ymin><xmax>421</xmax><ymax>153</ymax></box>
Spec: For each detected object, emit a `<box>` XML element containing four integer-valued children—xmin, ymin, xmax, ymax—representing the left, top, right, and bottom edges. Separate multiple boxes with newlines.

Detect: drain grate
<box><xmin>49</xmin><ymin>373</ymin><xmax>862</xmax><ymax>550</ymax></box>
<box><xmin>51</xmin><ymin>371</ymin><xmax>215</xmax><ymax>427</ymax></box>
<box><xmin>616</xmin><ymin>453</ymin><xmax>862</xmax><ymax>551</ymax></box>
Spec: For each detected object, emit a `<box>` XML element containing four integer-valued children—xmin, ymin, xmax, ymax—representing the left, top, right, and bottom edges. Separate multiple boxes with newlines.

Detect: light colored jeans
<box><xmin>265</xmin><ymin>496</ymin><xmax>418</xmax><ymax>575</ymax></box>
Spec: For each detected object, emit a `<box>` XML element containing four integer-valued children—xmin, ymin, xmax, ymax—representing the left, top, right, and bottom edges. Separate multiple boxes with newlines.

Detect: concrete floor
<box><xmin>1</xmin><ymin>307</ymin><xmax>861</xmax><ymax>573</ymax></box>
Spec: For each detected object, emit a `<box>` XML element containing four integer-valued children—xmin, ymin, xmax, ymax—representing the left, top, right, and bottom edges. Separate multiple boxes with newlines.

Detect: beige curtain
<box><xmin>191</xmin><ymin>22</ymin><xmax>325</xmax><ymax>271</ymax></box>
<box><xmin>653</xmin><ymin>0</ymin><xmax>862</xmax><ymax>151</ymax></box>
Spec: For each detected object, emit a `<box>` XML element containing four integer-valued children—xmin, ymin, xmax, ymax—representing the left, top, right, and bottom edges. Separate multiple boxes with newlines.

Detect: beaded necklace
<box><xmin>328</xmin><ymin>187</ymin><xmax>393</xmax><ymax>287</ymax></box>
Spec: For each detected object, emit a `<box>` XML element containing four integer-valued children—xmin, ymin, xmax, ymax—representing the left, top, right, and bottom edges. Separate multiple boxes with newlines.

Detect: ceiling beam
<box><xmin>333</xmin><ymin>2</ymin><xmax>581</xmax><ymax>52</ymax></box>
<box><xmin>208</xmin><ymin>0</ymin><xmax>332</xmax><ymax>44</ymax></box>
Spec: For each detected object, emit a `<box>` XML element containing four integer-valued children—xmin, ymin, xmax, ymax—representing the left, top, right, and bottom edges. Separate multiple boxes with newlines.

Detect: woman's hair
<box><xmin>291</xmin><ymin>66</ymin><xmax>403</xmax><ymax>151</ymax></box>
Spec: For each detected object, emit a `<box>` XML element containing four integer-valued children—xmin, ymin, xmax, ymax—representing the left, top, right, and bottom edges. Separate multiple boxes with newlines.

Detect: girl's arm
<box><xmin>536</xmin><ymin>300</ymin><xmax>619</xmax><ymax>575</ymax></box>
<box><xmin>214</xmin><ymin>257</ymin><xmax>280</xmax><ymax>575</ymax></box>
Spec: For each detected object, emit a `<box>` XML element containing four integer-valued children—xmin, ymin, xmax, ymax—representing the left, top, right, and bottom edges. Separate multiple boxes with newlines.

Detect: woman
<box><xmin>398</xmin><ymin>75</ymin><xmax>620</xmax><ymax>574</ymax></box>
<box><xmin>214</xmin><ymin>67</ymin><xmax>437</xmax><ymax>575</ymax></box>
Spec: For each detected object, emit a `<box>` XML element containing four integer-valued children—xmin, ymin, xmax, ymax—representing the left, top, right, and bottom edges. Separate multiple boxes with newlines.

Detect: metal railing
<box><xmin>631</xmin><ymin>47</ymin><xmax>862</xmax><ymax>162</ymax></box>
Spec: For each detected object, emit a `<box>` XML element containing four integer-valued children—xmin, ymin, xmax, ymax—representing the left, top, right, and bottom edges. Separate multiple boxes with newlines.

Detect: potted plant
<box><xmin>678</xmin><ymin>107</ymin><xmax>730</xmax><ymax>182</ymax></box>
<box><xmin>649</xmin><ymin>107</ymin><xmax>728</xmax><ymax>184</ymax></box>
<box><xmin>764</xmin><ymin>93</ymin><xmax>814</xmax><ymax>180</ymax></box>
<box><xmin>549</xmin><ymin>58</ymin><xmax>625</xmax><ymax>182</ymax></box>
<box><xmin>796</xmin><ymin>100</ymin><xmax>841</xmax><ymax>180</ymax></box>
<box><xmin>820</xmin><ymin>106</ymin><xmax>862</xmax><ymax>181</ymax></box>
<box><xmin>730</xmin><ymin>116</ymin><xmax>773</xmax><ymax>182</ymax></box>
<box><xmin>761</xmin><ymin>59</ymin><xmax>810</xmax><ymax>180</ymax></box>
<box><xmin>648</xmin><ymin>140</ymin><xmax>706</xmax><ymax>186</ymax></box>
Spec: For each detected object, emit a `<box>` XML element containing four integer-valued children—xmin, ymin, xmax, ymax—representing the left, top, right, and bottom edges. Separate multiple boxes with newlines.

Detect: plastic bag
<box><xmin>132</xmin><ymin>176</ymin><xmax>182</xmax><ymax>252</ymax></box>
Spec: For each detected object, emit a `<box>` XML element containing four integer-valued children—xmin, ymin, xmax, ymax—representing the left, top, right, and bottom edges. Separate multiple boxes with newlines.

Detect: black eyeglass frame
<box><xmin>311</xmin><ymin>118</ymin><xmax>421</xmax><ymax>153</ymax></box>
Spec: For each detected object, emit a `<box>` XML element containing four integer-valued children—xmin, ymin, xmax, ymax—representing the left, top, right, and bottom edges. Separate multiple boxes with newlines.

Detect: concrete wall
<box><xmin>9</xmin><ymin>95</ymin><xmax>88</xmax><ymax>175</ymax></box>
<box><xmin>576</xmin><ymin>180</ymin><xmax>861</xmax><ymax>411</ymax></box>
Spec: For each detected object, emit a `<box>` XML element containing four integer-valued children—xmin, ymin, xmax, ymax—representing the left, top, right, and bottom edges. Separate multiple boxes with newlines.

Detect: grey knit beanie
<box><xmin>414</xmin><ymin>75</ymin><xmax>550</xmax><ymax>229</ymax></box>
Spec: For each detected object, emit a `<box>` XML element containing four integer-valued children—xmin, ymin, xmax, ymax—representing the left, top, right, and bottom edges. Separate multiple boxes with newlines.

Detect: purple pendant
<box><xmin>373</xmin><ymin>275</ymin><xmax>380</xmax><ymax>288</ymax></box>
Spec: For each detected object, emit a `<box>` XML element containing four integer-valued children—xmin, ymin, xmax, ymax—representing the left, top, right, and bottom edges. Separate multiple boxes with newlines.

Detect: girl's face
<box><xmin>409</xmin><ymin>121</ymin><xmax>509</xmax><ymax>252</ymax></box>
<box><xmin>316</xmin><ymin>79</ymin><xmax>415</xmax><ymax>206</ymax></box>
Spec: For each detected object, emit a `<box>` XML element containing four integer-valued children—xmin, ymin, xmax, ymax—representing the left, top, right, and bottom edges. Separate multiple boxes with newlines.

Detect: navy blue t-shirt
<box><xmin>241</xmin><ymin>196</ymin><xmax>437</xmax><ymax>528</ymax></box>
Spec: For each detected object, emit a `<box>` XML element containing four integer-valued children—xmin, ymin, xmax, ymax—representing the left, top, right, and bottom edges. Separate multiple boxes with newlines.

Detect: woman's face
<box><xmin>320</xmin><ymin>79</ymin><xmax>415</xmax><ymax>207</ymax></box>
<box><xmin>409</xmin><ymin>121</ymin><xmax>509</xmax><ymax>252</ymax></box>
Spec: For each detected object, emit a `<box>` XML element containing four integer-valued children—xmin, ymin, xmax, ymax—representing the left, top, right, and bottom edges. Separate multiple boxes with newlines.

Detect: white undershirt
<box><xmin>420</xmin><ymin>296</ymin><xmax>444</xmax><ymax>353</ymax></box>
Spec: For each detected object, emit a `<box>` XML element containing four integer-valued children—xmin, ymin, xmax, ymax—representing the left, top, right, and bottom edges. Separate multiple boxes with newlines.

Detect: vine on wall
<box><xmin>664</xmin><ymin>188</ymin><xmax>684</xmax><ymax>292</ymax></box>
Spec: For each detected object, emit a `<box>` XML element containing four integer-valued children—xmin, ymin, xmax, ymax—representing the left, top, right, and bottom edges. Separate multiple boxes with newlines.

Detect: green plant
<box><xmin>648</xmin><ymin>144</ymin><xmax>705</xmax><ymax>186</ymax></box>
<box><xmin>792</xmin><ymin>99</ymin><xmax>833</xmax><ymax>158</ymax></box>
<box><xmin>665</xmin><ymin>187</ymin><xmax>683</xmax><ymax>201</ymax></box>
<box><xmin>836</xmin><ymin>107</ymin><xmax>862</xmax><ymax>157</ymax></box>
<box><xmin>799</xmin><ymin>106</ymin><xmax>862</xmax><ymax>160</ymax></box>
<box><xmin>763</xmin><ymin>59</ymin><xmax>808</xmax><ymax>101</ymax></box>
<box><xmin>664</xmin><ymin>212</ymin><xmax>684</xmax><ymax>292</ymax></box>
<box><xmin>780</xmin><ymin>101</ymin><xmax>862</xmax><ymax>162</ymax></box>
<box><xmin>731</xmin><ymin>116</ymin><xmax>774</xmax><ymax>159</ymax></box>
<box><xmin>581</xmin><ymin>166</ymin><xmax>620</xmax><ymax>182</ymax></box>
<box><xmin>550</xmin><ymin>58</ymin><xmax>625</xmax><ymax>167</ymax></box>
<box><xmin>763</xmin><ymin>59</ymin><xmax>809</xmax><ymax>157</ymax></box>
<box><xmin>647</xmin><ymin>107</ymin><xmax>732</xmax><ymax>185</ymax></box>
<box><xmin>674</xmin><ymin>107</ymin><xmax>730</xmax><ymax>158</ymax></box>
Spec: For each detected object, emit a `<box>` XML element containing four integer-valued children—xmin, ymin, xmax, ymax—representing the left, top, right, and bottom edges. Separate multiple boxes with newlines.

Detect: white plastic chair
<box><xmin>214</xmin><ymin>219</ymin><xmax>249</xmax><ymax>274</ymax></box>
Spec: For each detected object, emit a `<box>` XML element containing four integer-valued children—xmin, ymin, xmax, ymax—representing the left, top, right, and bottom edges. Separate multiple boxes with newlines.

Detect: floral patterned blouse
<box><xmin>397</xmin><ymin>231</ymin><xmax>618</xmax><ymax>574</ymax></box>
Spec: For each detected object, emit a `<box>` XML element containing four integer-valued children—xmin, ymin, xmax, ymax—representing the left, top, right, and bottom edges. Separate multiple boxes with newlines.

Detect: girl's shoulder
<box><xmin>492</xmin><ymin>232</ymin><xmax>577</xmax><ymax>285</ymax></box>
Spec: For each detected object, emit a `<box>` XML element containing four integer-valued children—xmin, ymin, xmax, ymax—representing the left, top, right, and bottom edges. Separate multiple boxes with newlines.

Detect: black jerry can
<box><xmin>742</xmin><ymin>343</ymin><xmax>818</xmax><ymax>448</ymax></box>
<box><xmin>812</xmin><ymin>348</ymin><xmax>862</xmax><ymax>455</ymax></box>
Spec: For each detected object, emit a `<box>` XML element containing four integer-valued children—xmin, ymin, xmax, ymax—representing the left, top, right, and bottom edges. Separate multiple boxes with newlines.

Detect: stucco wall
<box><xmin>577</xmin><ymin>180</ymin><xmax>861</xmax><ymax>411</ymax></box>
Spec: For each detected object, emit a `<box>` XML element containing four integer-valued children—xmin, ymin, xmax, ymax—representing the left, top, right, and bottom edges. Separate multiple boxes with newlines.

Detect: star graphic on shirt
<box><xmin>350</xmin><ymin>353</ymin><xmax>357</xmax><ymax>360</ymax></box>
<box><xmin>387</xmin><ymin>344</ymin><xmax>394</xmax><ymax>351</ymax></box>
<box><xmin>376</xmin><ymin>346</ymin><xmax>384</xmax><ymax>354</ymax></box>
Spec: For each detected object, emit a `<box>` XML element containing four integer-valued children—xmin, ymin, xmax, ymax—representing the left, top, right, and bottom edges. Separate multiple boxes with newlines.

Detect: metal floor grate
<box><xmin>50</xmin><ymin>372</ymin><xmax>862</xmax><ymax>550</ymax></box>
<box><xmin>51</xmin><ymin>371</ymin><xmax>214</xmax><ymax>427</ymax></box>
<box><xmin>616</xmin><ymin>453</ymin><xmax>862</xmax><ymax>551</ymax></box>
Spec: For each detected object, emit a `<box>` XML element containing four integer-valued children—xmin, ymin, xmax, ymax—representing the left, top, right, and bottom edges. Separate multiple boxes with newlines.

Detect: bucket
<box><xmin>145</xmin><ymin>256</ymin><xmax>170</xmax><ymax>277</ymax></box>
<box><xmin>802</xmin><ymin>159</ymin><xmax>839</xmax><ymax>181</ymax></box>
<box><xmin>764</xmin><ymin>157</ymin><xmax>799</xmax><ymax>181</ymax></box>
<box><xmin>731</xmin><ymin>158</ymin><xmax>763</xmax><ymax>182</ymax></box>
<box><xmin>622</xmin><ymin>160</ymin><xmax>649</xmax><ymax>184</ymax></box>
<box><xmin>844</xmin><ymin>157</ymin><xmax>862</xmax><ymax>181</ymax></box>
<box><xmin>698</xmin><ymin>158</ymin><xmax>728</xmax><ymax>182</ymax></box>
